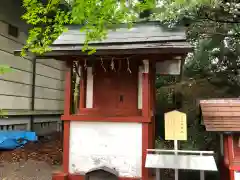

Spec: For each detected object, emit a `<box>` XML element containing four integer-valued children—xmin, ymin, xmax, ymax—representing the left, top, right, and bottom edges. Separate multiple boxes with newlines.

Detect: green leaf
<box><xmin>88</xmin><ymin>48</ymin><xmax>96</xmax><ymax>55</ymax></box>
<box><xmin>0</xmin><ymin>65</ymin><xmax>12</xmax><ymax>75</ymax></box>
<box><xmin>21</xmin><ymin>0</ymin><xmax>156</xmax><ymax>56</ymax></box>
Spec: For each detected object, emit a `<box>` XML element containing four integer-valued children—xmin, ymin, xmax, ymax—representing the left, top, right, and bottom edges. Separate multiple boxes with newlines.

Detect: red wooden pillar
<box><xmin>222</xmin><ymin>135</ymin><xmax>229</xmax><ymax>180</ymax></box>
<box><xmin>228</xmin><ymin>135</ymin><xmax>235</xmax><ymax>180</ymax></box>
<box><xmin>223</xmin><ymin>135</ymin><xmax>235</xmax><ymax>180</ymax></box>
<box><xmin>142</xmin><ymin>60</ymin><xmax>152</xmax><ymax>180</ymax></box>
<box><xmin>62</xmin><ymin>61</ymin><xmax>72</xmax><ymax>174</ymax></box>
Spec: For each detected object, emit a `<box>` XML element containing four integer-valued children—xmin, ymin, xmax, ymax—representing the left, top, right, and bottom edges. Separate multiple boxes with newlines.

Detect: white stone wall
<box><xmin>69</xmin><ymin>121</ymin><xmax>142</xmax><ymax>177</ymax></box>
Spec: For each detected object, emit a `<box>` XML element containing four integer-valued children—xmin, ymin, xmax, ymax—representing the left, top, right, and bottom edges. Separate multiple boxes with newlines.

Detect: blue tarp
<box><xmin>0</xmin><ymin>131</ymin><xmax>37</xmax><ymax>150</ymax></box>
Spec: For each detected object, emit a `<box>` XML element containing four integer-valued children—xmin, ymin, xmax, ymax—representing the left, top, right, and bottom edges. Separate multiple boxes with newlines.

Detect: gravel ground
<box><xmin>0</xmin><ymin>132</ymin><xmax>63</xmax><ymax>180</ymax></box>
<box><xmin>0</xmin><ymin>159</ymin><xmax>62</xmax><ymax>180</ymax></box>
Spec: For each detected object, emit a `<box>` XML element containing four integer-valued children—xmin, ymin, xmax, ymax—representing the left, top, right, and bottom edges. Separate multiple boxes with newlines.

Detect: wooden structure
<box><xmin>0</xmin><ymin>0</ymin><xmax>64</xmax><ymax>135</ymax></box>
<box><xmin>200</xmin><ymin>99</ymin><xmax>240</xmax><ymax>180</ymax></box>
<box><xmin>37</xmin><ymin>21</ymin><xmax>192</xmax><ymax>180</ymax></box>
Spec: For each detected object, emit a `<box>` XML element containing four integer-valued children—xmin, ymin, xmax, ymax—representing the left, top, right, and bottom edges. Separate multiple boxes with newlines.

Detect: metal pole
<box><xmin>156</xmin><ymin>168</ymin><xmax>160</xmax><ymax>180</ymax></box>
<box><xmin>30</xmin><ymin>57</ymin><xmax>36</xmax><ymax>131</ymax></box>
<box><xmin>200</xmin><ymin>152</ymin><xmax>205</xmax><ymax>180</ymax></box>
<box><xmin>174</xmin><ymin>140</ymin><xmax>178</xmax><ymax>180</ymax></box>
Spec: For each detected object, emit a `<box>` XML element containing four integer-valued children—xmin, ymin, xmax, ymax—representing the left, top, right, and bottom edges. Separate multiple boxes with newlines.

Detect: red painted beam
<box><xmin>61</xmin><ymin>115</ymin><xmax>151</xmax><ymax>123</ymax></box>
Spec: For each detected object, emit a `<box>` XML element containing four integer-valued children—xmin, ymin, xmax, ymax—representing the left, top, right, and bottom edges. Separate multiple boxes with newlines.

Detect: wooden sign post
<box><xmin>164</xmin><ymin>110</ymin><xmax>187</xmax><ymax>180</ymax></box>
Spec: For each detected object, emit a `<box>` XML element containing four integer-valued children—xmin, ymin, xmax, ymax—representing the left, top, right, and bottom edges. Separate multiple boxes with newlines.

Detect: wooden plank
<box><xmin>36</xmin><ymin>63</ymin><xmax>65</xmax><ymax>80</ymax></box>
<box><xmin>202</xmin><ymin>112</ymin><xmax>240</xmax><ymax>117</ymax></box>
<box><xmin>35</xmin><ymin>74</ymin><xmax>65</xmax><ymax>90</ymax></box>
<box><xmin>206</xmin><ymin>125</ymin><xmax>240</xmax><ymax>128</ymax></box>
<box><xmin>201</xmin><ymin>106</ymin><xmax>240</xmax><ymax>112</ymax></box>
<box><xmin>0</xmin><ymin>80</ymin><xmax>31</xmax><ymax>97</ymax></box>
<box><xmin>36</xmin><ymin>58</ymin><xmax>66</xmax><ymax>70</ymax></box>
<box><xmin>204</xmin><ymin>122</ymin><xmax>240</xmax><ymax>125</ymax></box>
<box><xmin>204</xmin><ymin>118</ymin><xmax>240</xmax><ymax>121</ymax></box>
<box><xmin>200</xmin><ymin>103</ymin><xmax>240</xmax><ymax>107</ymax></box>
<box><xmin>35</xmin><ymin>86</ymin><xmax>64</xmax><ymax>100</ymax></box>
<box><xmin>206</xmin><ymin>126</ymin><xmax>240</xmax><ymax>131</ymax></box>
<box><xmin>34</xmin><ymin>99</ymin><xmax>64</xmax><ymax>110</ymax></box>
<box><xmin>0</xmin><ymin>20</ymin><xmax>27</xmax><ymax>44</ymax></box>
<box><xmin>206</xmin><ymin>127</ymin><xmax>240</xmax><ymax>131</ymax></box>
<box><xmin>0</xmin><ymin>34</ymin><xmax>33</xmax><ymax>60</ymax></box>
<box><xmin>0</xmin><ymin>50</ymin><xmax>32</xmax><ymax>71</ymax></box>
<box><xmin>164</xmin><ymin>110</ymin><xmax>187</xmax><ymax>141</ymax></box>
<box><xmin>204</xmin><ymin>118</ymin><xmax>240</xmax><ymax>122</ymax></box>
<box><xmin>205</xmin><ymin>123</ymin><xmax>240</xmax><ymax>127</ymax></box>
<box><xmin>204</xmin><ymin>123</ymin><xmax>240</xmax><ymax>127</ymax></box>
<box><xmin>0</xmin><ymin>34</ymin><xmax>24</xmax><ymax>54</ymax></box>
<box><xmin>206</xmin><ymin>125</ymin><xmax>240</xmax><ymax>129</ymax></box>
<box><xmin>233</xmin><ymin>159</ymin><xmax>240</xmax><ymax>163</ymax></box>
<box><xmin>206</xmin><ymin>123</ymin><xmax>240</xmax><ymax>127</ymax></box>
<box><xmin>0</xmin><ymin>69</ymin><xmax>31</xmax><ymax>84</ymax></box>
<box><xmin>200</xmin><ymin>99</ymin><xmax>240</xmax><ymax>103</ymax></box>
<box><xmin>203</xmin><ymin>117</ymin><xmax>240</xmax><ymax>120</ymax></box>
<box><xmin>0</xmin><ymin>95</ymin><xmax>30</xmax><ymax>109</ymax></box>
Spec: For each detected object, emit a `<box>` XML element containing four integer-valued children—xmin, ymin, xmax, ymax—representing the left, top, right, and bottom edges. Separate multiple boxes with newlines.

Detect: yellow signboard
<box><xmin>164</xmin><ymin>110</ymin><xmax>187</xmax><ymax>141</ymax></box>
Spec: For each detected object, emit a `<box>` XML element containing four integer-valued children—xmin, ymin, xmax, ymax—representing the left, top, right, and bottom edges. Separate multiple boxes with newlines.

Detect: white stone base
<box><xmin>69</xmin><ymin>121</ymin><xmax>142</xmax><ymax>177</ymax></box>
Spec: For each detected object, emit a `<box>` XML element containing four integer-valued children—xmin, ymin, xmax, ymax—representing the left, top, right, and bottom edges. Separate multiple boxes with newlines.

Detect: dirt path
<box><xmin>0</xmin><ymin>132</ymin><xmax>63</xmax><ymax>180</ymax></box>
<box><xmin>0</xmin><ymin>159</ymin><xmax>61</xmax><ymax>180</ymax></box>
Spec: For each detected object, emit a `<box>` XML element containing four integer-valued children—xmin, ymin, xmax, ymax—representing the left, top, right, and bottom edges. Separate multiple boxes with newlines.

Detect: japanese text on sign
<box><xmin>164</xmin><ymin>110</ymin><xmax>187</xmax><ymax>141</ymax></box>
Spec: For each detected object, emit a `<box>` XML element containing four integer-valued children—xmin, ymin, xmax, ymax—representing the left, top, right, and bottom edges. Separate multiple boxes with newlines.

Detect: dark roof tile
<box><xmin>53</xmin><ymin>22</ymin><xmax>187</xmax><ymax>46</ymax></box>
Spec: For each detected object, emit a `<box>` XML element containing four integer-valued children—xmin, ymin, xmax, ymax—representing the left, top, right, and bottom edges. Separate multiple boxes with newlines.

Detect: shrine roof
<box><xmin>14</xmin><ymin>21</ymin><xmax>192</xmax><ymax>57</ymax></box>
<box><xmin>200</xmin><ymin>98</ymin><xmax>240</xmax><ymax>132</ymax></box>
<box><xmin>53</xmin><ymin>21</ymin><xmax>187</xmax><ymax>45</ymax></box>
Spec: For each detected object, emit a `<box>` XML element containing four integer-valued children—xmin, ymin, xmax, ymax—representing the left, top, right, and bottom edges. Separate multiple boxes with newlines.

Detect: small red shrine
<box><xmin>200</xmin><ymin>99</ymin><xmax>240</xmax><ymax>180</ymax></box>
<box><xmin>33</xmin><ymin>22</ymin><xmax>191</xmax><ymax>180</ymax></box>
